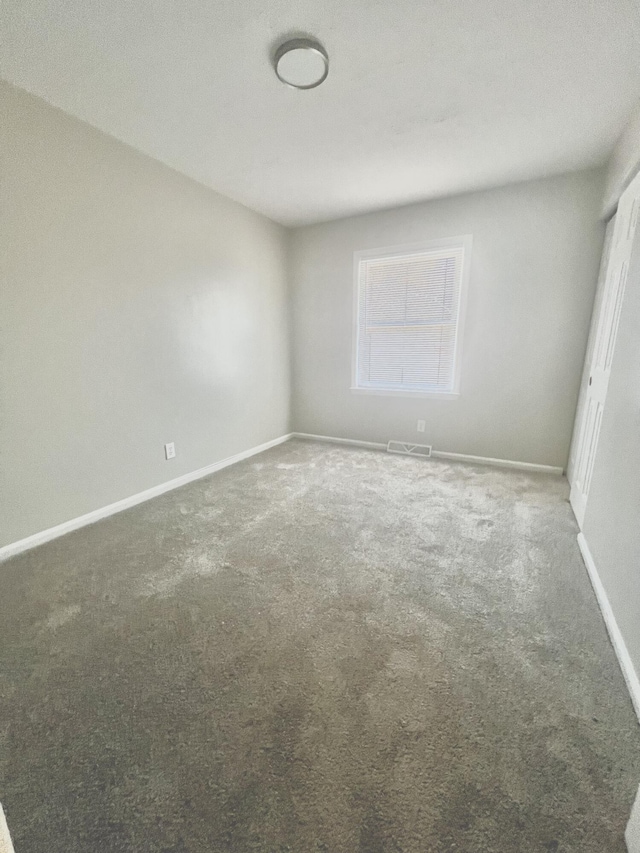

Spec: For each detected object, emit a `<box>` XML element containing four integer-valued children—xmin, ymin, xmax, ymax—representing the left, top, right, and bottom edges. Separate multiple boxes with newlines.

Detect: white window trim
<box><xmin>350</xmin><ymin>234</ymin><xmax>472</xmax><ymax>398</ymax></box>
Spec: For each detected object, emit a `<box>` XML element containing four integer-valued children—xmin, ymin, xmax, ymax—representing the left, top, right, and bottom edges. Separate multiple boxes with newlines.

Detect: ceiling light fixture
<box><xmin>274</xmin><ymin>38</ymin><xmax>329</xmax><ymax>90</ymax></box>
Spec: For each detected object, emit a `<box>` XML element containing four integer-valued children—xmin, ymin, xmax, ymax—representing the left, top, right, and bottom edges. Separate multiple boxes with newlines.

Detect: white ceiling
<box><xmin>2</xmin><ymin>0</ymin><xmax>640</xmax><ymax>226</ymax></box>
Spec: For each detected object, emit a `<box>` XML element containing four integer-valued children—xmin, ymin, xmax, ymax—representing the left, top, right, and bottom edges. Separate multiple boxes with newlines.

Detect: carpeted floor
<box><xmin>0</xmin><ymin>439</ymin><xmax>639</xmax><ymax>852</ymax></box>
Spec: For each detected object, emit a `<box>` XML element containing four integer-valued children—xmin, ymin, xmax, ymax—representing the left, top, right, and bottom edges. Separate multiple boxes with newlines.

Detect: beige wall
<box><xmin>290</xmin><ymin>172</ymin><xmax>605</xmax><ymax>468</ymax></box>
<box><xmin>0</xmin><ymin>81</ymin><xmax>290</xmax><ymax>547</ymax></box>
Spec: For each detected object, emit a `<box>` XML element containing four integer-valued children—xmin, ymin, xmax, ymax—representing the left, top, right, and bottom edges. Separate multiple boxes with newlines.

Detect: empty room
<box><xmin>1</xmin><ymin>1</ymin><xmax>640</xmax><ymax>851</ymax></box>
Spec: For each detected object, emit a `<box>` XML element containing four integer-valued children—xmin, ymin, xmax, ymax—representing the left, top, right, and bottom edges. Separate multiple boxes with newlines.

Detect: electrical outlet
<box><xmin>417</xmin><ymin>420</ymin><xmax>426</xmax><ymax>433</ymax></box>
<box><xmin>165</xmin><ymin>442</ymin><xmax>176</xmax><ymax>460</ymax></box>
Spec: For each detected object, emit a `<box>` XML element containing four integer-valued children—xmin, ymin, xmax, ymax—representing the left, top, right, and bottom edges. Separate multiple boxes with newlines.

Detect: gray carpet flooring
<box><xmin>0</xmin><ymin>439</ymin><xmax>639</xmax><ymax>852</ymax></box>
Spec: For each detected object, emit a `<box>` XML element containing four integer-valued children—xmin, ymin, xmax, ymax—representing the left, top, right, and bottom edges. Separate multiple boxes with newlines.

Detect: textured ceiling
<box><xmin>2</xmin><ymin>0</ymin><xmax>640</xmax><ymax>225</ymax></box>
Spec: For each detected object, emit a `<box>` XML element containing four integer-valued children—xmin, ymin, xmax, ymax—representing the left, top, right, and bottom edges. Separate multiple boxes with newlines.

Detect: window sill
<box><xmin>350</xmin><ymin>387</ymin><xmax>459</xmax><ymax>400</ymax></box>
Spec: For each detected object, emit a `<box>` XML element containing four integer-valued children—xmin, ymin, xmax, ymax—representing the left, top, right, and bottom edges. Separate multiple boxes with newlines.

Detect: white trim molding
<box><xmin>292</xmin><ymin>432</ymin><xmax>387</xmax><ymax>451</ymax></box>
<box><xmin>431</xmin><ymin>450</ymin><xmax>562</xmax><ymax>475</ymax></box>
<box><xmin>627</xmin><ymin>784</ymin><xmax>640</xmax><ymax>853</ymax></box>
<box><xmin>577</xmin><ymin>532</ymin><xmax>640</xmax><ymax>723</ymax></box>
<box><xmin>291</xmin><ymin>433</ymin><xmax>563</xmax><ymax>475</ymax></box>
<box><xmin>0</xmin><ymin>434</ymin><xmax>292</xmax><ymax>563</ymax></box>
<box><xmin>350</xmin><ymin>387</ymin><xmax>460</xmax><ymax>400</ymax></box>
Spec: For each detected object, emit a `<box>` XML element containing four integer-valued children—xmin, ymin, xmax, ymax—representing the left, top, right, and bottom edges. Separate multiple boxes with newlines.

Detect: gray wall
<box><xmin>582</xmin><ymin>189</ymin><xmax>640</xmax><ymax>681</ymax></box>
<box><xmin>0</xmin><ymin>81</ymin><xmax>290</xmax><ymax>547</ymax></box>
<box><xmin>602</xmin><ymin>100</ymin><xmax>640</xmax><ymax>218</ymax></box>
<box><xmin>290</xmin><ymin>172</ymin><xmax>605</xmax><ymax>468</ymax></box>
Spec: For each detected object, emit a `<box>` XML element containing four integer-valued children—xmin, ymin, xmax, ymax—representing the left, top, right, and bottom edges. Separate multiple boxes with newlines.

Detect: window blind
<box><xmin>355</xmin><ymin>246</ymin><xmax>465</xmax><ymax>392</ymax></box>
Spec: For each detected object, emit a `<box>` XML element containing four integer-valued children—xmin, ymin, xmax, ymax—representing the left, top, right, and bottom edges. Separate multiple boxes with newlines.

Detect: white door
<box><xmin>567</xmin><ymin>216</ymin><xmax>615</xmax><ymax>487</ymax></box>
<box><xmin>570</xmin><ymin>171</ymin><xmax>640</xmax><ymax>527</ymax></box>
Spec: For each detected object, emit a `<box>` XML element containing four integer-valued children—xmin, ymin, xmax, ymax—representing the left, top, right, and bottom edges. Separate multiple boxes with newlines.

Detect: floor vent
<box><xmin>387</xmin><ymin>440</ymin><xmax>433</xmax><ymax>458</ymax></box>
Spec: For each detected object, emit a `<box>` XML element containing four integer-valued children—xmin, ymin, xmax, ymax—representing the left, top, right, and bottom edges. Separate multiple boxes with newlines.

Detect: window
<box><xmin>352</xmin><ymin>236</ymin><xmax>470</xmax><ymax>396</ymax></box>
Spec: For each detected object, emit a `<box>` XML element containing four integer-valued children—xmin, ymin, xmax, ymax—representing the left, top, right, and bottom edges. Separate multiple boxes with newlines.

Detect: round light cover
<box><xmin>274</xmin><ymin>39</ymin><xmax>329</xmax><ymax>89</ymax></box>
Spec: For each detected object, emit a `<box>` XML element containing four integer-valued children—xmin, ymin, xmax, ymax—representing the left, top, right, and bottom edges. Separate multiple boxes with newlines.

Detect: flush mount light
<box><xmin>274</xmin><ymin>38</ymin><xmax>329</xmax><ymax>89</ymax></box>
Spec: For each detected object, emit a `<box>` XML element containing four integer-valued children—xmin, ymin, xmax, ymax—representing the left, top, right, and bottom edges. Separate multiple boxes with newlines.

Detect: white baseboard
<box><xmin>627</xmin><ymin>784</ymin><xmax>640</xmax><ymax>853</ymax></box>
<box><xmin>291</xmin><ymin>432</ymin><xmax>387</xmax><ymax>451</ymax></box>
<box><xmin>0</xmin><ymin>434</ymin><xmax>292</xmax><ymax>563</ymax></box>
<box><xmin>577</xmin><ymin>532</ymin><xmax>640</xmax><ymax>723</ymax></box>
<box><xmin>292</xmin><ymin>433</ymin><xmax>563</xmax><ymax>475</ymax></box>
<box><xmin>431</xmin><ymin>450</ymin><xmax>563</xmax><ymax>475</ymax></box>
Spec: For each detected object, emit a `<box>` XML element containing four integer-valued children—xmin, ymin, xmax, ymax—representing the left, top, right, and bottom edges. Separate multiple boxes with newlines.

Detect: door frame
<box><xmin>569</xmin><ymin>172</ymin><xmax>640</xmax><ymax>527</ymax></box>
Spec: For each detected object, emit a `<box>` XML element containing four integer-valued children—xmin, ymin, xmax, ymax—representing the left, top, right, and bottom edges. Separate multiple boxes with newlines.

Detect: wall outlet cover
<box><xmin>165</xmin><ymin>442</ymin><xmax>176</xmax><ymax>460</ymax></box>
<box><xmin>417</xmin><ymin>420</ymin><xmax>426</xmax><ymax>432</ymax></box>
